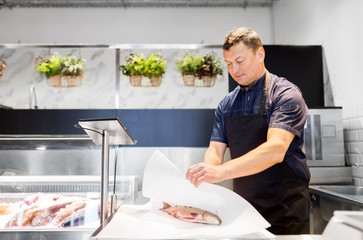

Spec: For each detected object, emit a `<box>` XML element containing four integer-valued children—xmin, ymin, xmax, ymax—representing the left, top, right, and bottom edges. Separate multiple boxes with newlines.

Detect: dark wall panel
<box><xmin>229</xmin><ymin>45</ymin><xmax>324</xmax><ymax>108</ymax></box>
<box><xmin>0</xmin><ymin>109</ymin><xmax>215</xmax><ymax>147</ymax></box>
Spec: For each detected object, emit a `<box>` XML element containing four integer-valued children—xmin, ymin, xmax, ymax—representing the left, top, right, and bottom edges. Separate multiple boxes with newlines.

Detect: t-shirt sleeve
<box><xmin>268</xmin><ymin>86</ymin><xmax>307</xmax><ymax>138</ymax></box>
<box><xmin>210</xmin><ymin>103</ymin><xmax>228</xmax><ymax>143</ymax></box>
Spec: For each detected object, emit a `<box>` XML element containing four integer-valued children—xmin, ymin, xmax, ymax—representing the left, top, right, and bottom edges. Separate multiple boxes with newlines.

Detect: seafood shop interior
<box><xmin>0</xmin><ymin>0</ymin><xmax>363</xmax><ymax>239</ymax></box>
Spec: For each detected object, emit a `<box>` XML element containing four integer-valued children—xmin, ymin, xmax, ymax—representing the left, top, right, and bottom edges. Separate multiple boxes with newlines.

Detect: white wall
<box><xmin>0</xmin><ymin>7</ymin><xmax>273</xmax><ymax>44</ymax></box>
<box><xmin>272</xmin><ymin>0</ymin><xmax>363</xmax><ymax>185</ymax></box>
<box><xmin>0</xmin><ymin>7</ymin><xmax>273</xmax><ymax>109</ymax></box>
<box><xmin>343</xmin><ymin>105</ymin><xmax>363</xmax><ymax>186</ymax></box>
<box><xmin>272</xmin><ymin>0</ymin><xmax>363</xmax><ymax>109</ymax></box>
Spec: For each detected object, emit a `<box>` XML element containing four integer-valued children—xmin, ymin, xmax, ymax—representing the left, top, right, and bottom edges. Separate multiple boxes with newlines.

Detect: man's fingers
<box><xmin>186</xmin><ymin>163</ymin><xmax>204</xmax><ymax>180</ymax></box>
<box><xmin>186</xmin><ymin>163</ymin><xmax>208</xmax><ymax>187</ymax></box>
<box><xmin>186</xmin><ymin>162</ymin><xmax>223</xmax><ymax>187</ymax></box>
<box><xmin>193</xmin><ymin>174</ymin><xmax>207</xmax><ymax>188</ymax></box>
<box><xmin>190</xmin><ymin>168</ymin><xmax>206</xmax><ymax>186</ymax></box>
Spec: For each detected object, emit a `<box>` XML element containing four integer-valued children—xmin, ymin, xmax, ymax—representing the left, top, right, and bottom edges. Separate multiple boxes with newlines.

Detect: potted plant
<box><xmin>61</xmin><ymin>54</ymin><xmax>85</xmax><ymax>87</ymax></box>
<box><xmin>175</xmin><ymin>53</ymin><xmax>203</xmax><ymax>86</ymax></box>
<box><xmin>197</xmin><ymin>54</ymin><xmax>223</xmax><ymax>87</ymax></box>
<box><xmin>35</xmin><ymin>53</ymin><xmax>63</xmax><ymax>86</ymax></box>
<box><xmin>0</xmin><ymin>60</ymin><xmax>7</xmax><ymax>82</ymax></box>
<box><xmin>120</xmin><ymin>53</ymin><xmax>146</xmax><ymax>87</ymax></box>
<box><xmin>143</xmin><ymin>53</ymin><xmax>167</xmax><ymax>87</ymax></box>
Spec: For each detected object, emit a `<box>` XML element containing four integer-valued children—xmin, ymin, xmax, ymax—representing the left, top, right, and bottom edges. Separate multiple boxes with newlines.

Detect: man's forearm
<box><xmin>204</xmin><ymin>147</ymin><xmax>223</xmax><ymax>166</ymax></box>
<box><xmin>220</xmin><ymin>128</ymin><xmax>294</xmax><ymax>181</ymax></box>
<box><xmin>221</xmin><ymin>140</ymin><xmax>284</xmax><ymax>180</ymax></box>
<box><xmin>204</xmin><ymin>141</ymin><xmax>227</xmax><ymax>166</ymax></box>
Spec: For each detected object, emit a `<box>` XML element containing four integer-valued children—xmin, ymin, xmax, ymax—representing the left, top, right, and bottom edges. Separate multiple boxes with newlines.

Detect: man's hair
<box><xmin>222</xmin><ymin>27</ymin><xmax>263</xmax><ymax>53</ymax></box>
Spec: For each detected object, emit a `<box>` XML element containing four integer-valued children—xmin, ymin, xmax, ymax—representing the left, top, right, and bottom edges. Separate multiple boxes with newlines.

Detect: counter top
<box><xmin>89</xmin><ymin>234</ymin><xmax>323</xmax><ymax>240</ymax></box>
<box><xmin>309</xmin><ymin>185</ymin><xmax>363</xmax><ymax>207</ymax></box>
<box><xmin>276</xmin><ymin>235</ymin><xmax>322</xmax><ymax>240</ymax></box>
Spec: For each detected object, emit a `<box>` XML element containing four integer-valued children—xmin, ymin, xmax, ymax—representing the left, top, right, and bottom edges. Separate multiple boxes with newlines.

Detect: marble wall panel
<box><xmin>0</xmin><ymin>48</ymin><xmax>116</xmax><ymax>109</ymax></box>
<box><xmin>0</xmin><ymin>47</ymin><xmax>228</xmax><ymax>110</ymax></box>
<box><xmin>118</xmin><ymin>48</ymin><xmax>227</xmax><ymax>109</ymax></box>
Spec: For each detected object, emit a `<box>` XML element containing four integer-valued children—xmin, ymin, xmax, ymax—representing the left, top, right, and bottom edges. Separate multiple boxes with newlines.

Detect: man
<box><xmin>186</xmin><ymin>27</ymin><xmax>311</xmax><ymax>235</ymax></box>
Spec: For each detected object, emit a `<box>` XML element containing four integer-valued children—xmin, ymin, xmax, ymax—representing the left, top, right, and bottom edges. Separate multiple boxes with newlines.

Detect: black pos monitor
<box><xmin>77</xmin><ymin>118</ymin><xmax>136</xmax><ymax>227</ymax></box>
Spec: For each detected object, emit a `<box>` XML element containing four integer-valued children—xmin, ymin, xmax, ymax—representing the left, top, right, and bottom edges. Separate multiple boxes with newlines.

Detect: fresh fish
<box><xmin>3</xmin><ymin>194</ymin><xmax>96</xmax><ymax>229</ymax></box>
<box><xmin>60</xmin><ymin>201</ymin><xmax>100</xmax><ymax>227</ymax></box>
<box><xmin>5</xmin><ymin>201</ymin><xmax>73</xmax><ymax>228</ymax></box>
<box><xmin>52</xmin><ymin>201</ymin><xmax>86</xmax><ymax>226</ymax></box>
<box><xmin>5</xmin><ymin>206</ymin><xmax>41</xmax><ymax>228</ymax></box>
<box><xmin>160</xmin><ymin>202</ymin><xmax>222</xmax><ymax>225</ymax></box>
<box><xmin>31</xmin><ymin>201</ymin><xmax>74</xmax><ymax>227</ymax></box>
<box><xmin>0</xmin><ymin>204</ymin><xmax>11</xmax><ymax>215</ymax></box>
<box><xmin>60</xmin><ymin>208</ymin><xmax>86</xmax><ymax>227</ymax></box>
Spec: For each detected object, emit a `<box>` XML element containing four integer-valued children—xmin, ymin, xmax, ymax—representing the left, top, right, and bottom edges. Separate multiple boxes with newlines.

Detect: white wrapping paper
<box><xmin>96</xmin><ymin>150</ymin><xmax>273</xmax><ymax>239</ymax></box>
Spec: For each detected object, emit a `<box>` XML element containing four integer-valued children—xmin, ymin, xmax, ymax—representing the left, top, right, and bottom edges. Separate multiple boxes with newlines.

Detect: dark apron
<box><xmin>226</xmin><ymin>72</ymin><xmax>310</xmax><ymax>235</ymax></box>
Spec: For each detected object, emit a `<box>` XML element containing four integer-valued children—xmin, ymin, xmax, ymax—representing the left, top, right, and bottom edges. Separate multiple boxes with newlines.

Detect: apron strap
<box><xmin>229</xmin><ymin>70</ymin><xmax>270</xmax><ymax>117</ymax></box>
<box><xmin>259</xmin><ymin>70</ymin><xmax>270</xmax><ymax>116</ymax></box>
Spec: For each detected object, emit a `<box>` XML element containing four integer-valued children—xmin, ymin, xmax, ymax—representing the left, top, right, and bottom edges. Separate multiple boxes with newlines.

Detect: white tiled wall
<box><xmin>343</xmin><ymin>105</ymin><xmax>363</xmax><ymax>186</ymax></box>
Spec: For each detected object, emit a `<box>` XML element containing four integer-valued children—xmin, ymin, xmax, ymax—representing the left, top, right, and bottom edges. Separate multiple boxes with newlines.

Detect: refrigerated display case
<box><xmin>0</xmin><ymin>134</ymin><xmax>138</xmax><ymax>240</ymax></box>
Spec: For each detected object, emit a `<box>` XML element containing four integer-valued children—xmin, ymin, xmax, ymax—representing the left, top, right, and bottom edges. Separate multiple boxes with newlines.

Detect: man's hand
<box><xmin>185</xmin><ymin>162</ymin><xmax>225</xmax><ymax>187</ymax></box>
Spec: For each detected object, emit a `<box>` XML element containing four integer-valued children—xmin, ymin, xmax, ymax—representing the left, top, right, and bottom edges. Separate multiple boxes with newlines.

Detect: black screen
<box><xmin>228</xmin><ymin>45</ymin><xmax>324</xmax><ymax>108</ymax></box>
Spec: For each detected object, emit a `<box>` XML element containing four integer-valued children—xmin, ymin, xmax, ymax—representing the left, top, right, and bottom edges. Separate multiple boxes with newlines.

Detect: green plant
<box><xmin>120</xmin><ymin>53</ymin><xmax>146</xmax><ymax>76</ymax></box>
<box><xmin>175</xmin><ymin>53</ymin><xmax>203</xmax><ymax>75</ymax></box>
<box><xmin>144</xmin><ymin>53</ymin><xmax>167</xmax><ymax>78</ymax></box>
<box><xmin>35</xmin><ymin>53</ymin><xmax>85</xmax><ymax>78</ymax></box>
<box><xmin>35</xmin><ymin>53</ymin><xmax>63</xmax><ymax>79</ymax></box>
<box><xmin>62</xmin><ymin>54</ymin><xmax>85</xmax><ymax>77</ymax></box>
<box><xmin>197</xmin><ymin>54</ymin><xmax>223</xmax><ymax>79</ymax></box>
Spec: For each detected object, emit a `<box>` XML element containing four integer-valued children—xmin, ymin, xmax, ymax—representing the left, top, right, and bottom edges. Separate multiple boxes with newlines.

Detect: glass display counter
<box><xmin>0</xmin><ymin>134</ymin><xmax>138</xmax><ymax>240</ymax></box>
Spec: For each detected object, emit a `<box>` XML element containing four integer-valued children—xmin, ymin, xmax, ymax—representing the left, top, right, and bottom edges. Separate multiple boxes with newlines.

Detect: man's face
<box><xmin>223</xmin><ymin>42</ymin><xmax>264</xmax><ymax>86</ymax></box>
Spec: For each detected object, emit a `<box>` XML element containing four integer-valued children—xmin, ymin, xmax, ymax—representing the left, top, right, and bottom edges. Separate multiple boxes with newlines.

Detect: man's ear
<box><xmin>257</xmin><ymin>47</ymin><xmax>265</xmax><ymax>62</ymax></box>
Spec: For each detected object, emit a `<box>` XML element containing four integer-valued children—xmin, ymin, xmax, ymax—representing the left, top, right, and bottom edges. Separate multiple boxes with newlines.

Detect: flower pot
<box><xmin>64</xmin><ymin>75</ymin><xmax>83</xmax><ymax>87</ymax></box>
<box><xmin>129</xmin><ymin>75</ymin><xmax>142</xmax><ymax>87</ymax></box>
<box><xmin>201</xmin><ymin>75</ymin><xmax>216</xmax><ymax>87</ymax></box>
<box><xmin>182</xmin><ymin>73</ymin><xmax>196</xmax><ymax>86</ymax></box>
<box><xmin>47</xmin><ymin>74</ymin><xmax>83</xmax><ymax>87</ymax></box>
<box><xmin>149</xmin><ymin>76</ymin><xmax>162</xmax><ymax>87</ymax></box>
<box><xmin>47</xmin><ymin>74</ymin><xmax>62</xmax><ymax>87</ymax></box>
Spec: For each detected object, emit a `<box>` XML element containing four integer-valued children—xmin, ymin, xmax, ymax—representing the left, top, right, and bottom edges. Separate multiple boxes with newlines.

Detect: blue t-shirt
<box><xmin>211</xmin><ymin>72</ymin><xmax>310</xmax><ymax>182</ymax></box>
